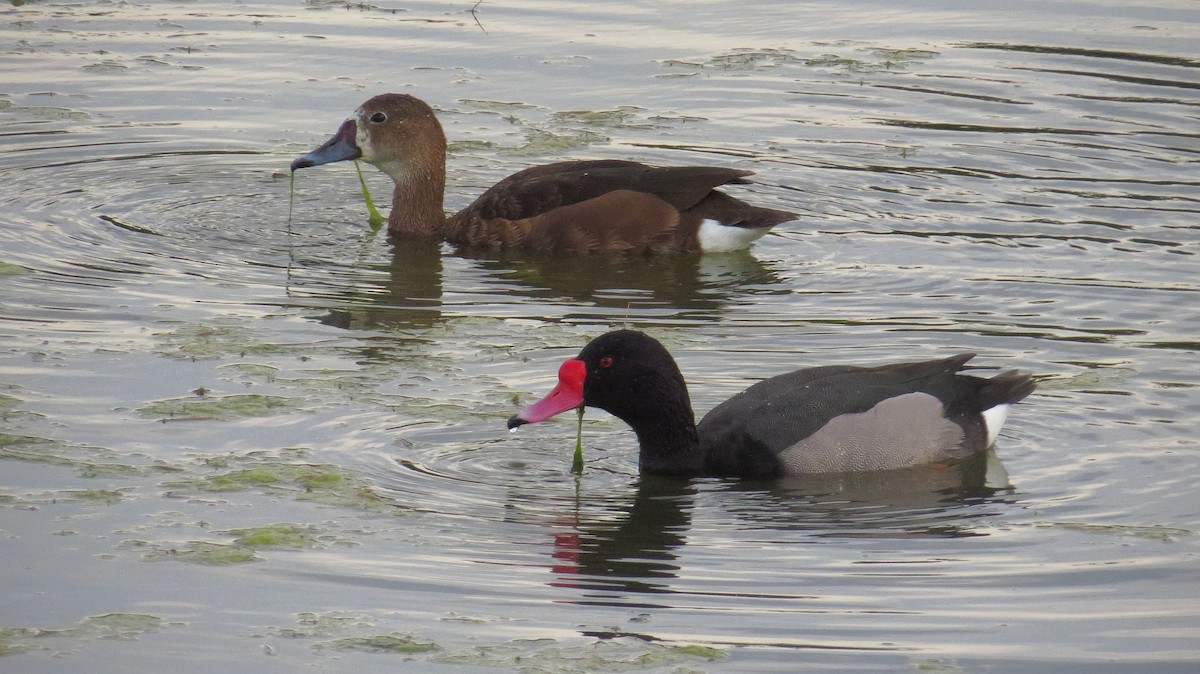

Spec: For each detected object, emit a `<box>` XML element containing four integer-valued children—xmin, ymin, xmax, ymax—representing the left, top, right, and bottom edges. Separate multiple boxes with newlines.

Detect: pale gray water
<box><xmin>1</xmin><ymin>1</ymin><xmax>1198</xmax><ymax>672</ymax></box>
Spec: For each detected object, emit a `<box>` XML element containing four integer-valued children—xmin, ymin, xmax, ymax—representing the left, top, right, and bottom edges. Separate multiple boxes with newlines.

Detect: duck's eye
<box><xmin>369</xmin><ymin>112</ymin><xmax>387</xmax><ymax>124</ymax></box>
<box><xmin>599</xmin><ymin>356</ymin><xmax>613</xmax><ymax>369</ymax></box>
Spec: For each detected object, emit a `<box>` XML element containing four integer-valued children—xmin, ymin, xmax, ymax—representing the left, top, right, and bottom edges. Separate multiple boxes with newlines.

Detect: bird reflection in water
<box><xmin>308</xmin><ymin>241</ymin><xmax>783</xmax><ymax>332</ymax></box>
<box><xmin>539</xmin><ymin>450</ymin><xmax>1013</xmax><ymax>602</ymax></box>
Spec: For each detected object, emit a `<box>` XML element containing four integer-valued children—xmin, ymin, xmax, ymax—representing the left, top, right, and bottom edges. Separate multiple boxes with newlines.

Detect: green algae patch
<box><xmin>668</xmin><ymin>644</ymin><xmax>724</xmax><ymax>660</ymax></box>
<box><xmin>137</xmin><ymin>393</ymin><xmax>302</xmax><ymax>422</ymax></box>
<box><xmin>869</xmin><ymin>47</ymin><xmax>940</xmax><ymax>65</ymax></box>
<box><xmin>265</xmin><ymin>613</ymin><xmax>721</xmax><ymax>670</ymax></box>
<box><xmin>218</xmin><ymin>468</ymin><xmax>281</xmax><ymax>486</ymax></box>
<box><xmin>550</xmin><ymin>107</ymin><xmax>654</xmax><ymax>130</ymax></box>
<box><xmin>0</xmin><ymin>392</ymin><xmax>22</xmax><ymax>413</ymax></box>
<box><xmin>152</xmin><ymin>322</ymin><xmax>287</xmax><ymax>361</ymax></box>
<box><xmin>322</xmin><ymin>634</ymin><xmax>441</xmax><ymax>655</ymax></box>
<box><xmin>0</xmin><ymin>488</ymin><xmax>127</xmax><ymax>509</ymax></box>
<box><xmin>506</xmin><ymin>128</ymin><xmax>607</xmax><ymax>157</ymax></box>
<box><xmin>164</xmin><ymin>452</ymin><xmax>392</xmax><ymax>512</ymax></box>
<box><xmin>128</xmin><ymin>539</ymin><xmax>260</xmax><ymax>565</ymax></box>
<box><xmin>1039</xmin><ymin>521</ymin><xmax>1191</xmax><ymax>542</ymax></box>
<box><xmin>298</xmin><ymin>471</ymin><xmax>343</xmax><ymax>490</ymax></box>
<box><xmin>0</xmin><ymin>261</ymin><xmax>28</xmax><ymax>276</ymax></box>
<box><xmin>662</xmin><ymin>47</ymin><xmax>800</xmax><ymax>71</ymax></box>
<box><xmin>76</xmin><ymin>613</ymin><xmax>165</xmax><ymax>639</ymax></box>
<box><xmin>0</xmin><ymin>613</ymin><xmax>170</xmax><ymax>655</ymax></box>
<box><xmin>226</xmin><ymin>525</ymin><xmax>315</xmax><ymax>549</ymax></box>
<box><xmin>59</xmin><ymin>488</ymin><xmax>127</xmax><ymax>505</ymax></box>
<box><xmin>447</xmin><ymin>139</ymin><xmax>495</xmax><ymax>154</ymax></box>
<box><xmin>271</xmin><ymin>610</ymin><xmax>376</xmax><ymax>639</ymax></box>
<box><xmin>459</xmin><ymin>98</ymin><xmax>539</xmax><ymax>112</ymax></box>
<box><xmin>170</xmin><ymin>464</ymin><xmax>336</xmax><ymax>494</ymax></box>
<box><xmin>218</xmin><ymin>362</ymin><xmax>280</xmax><ymax>382</ymax></box>
<box><xmin>431</xmin><ymin>637</ymin><xmax>726</xmax><ymax>671</ymax></box>
<box><xmin>0</xmin><ymin>432</ymin><xmax>58</xmax><ymax>450</ymax></box>
<box><xmin>0</xmin><ymin>435</ymin><xmax>148</xmax><ymax>479</ymax></box>
<box><xmin>277</xmin><ymin>612</ymin><xmax>441</xmax><ymax>656</ymax></box>
<box><xmin>0</xmin><ymin>627</ymin><xmax>33</xmax><ymax>655</ymax></box>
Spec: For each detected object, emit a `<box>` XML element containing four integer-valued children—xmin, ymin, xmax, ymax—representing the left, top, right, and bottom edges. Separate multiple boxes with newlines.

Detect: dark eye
<box><xmin>599</xmin><ymin>356</ymin><xmax>613</xmax><ymax>369</ymax></box>
<box><xmin>369</xmin><ymin>112</ymin><xmax>387</xmax><ymax>123</ymax></box>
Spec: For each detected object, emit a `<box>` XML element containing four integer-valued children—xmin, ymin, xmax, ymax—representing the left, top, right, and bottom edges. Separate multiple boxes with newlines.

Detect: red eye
<box><xmin>599</xmin><ymin>356</ymin><xmax>613</xmax><ymax>369</ymax></box>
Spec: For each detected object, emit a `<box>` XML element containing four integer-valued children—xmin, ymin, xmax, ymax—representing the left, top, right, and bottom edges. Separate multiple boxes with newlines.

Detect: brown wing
<box><xmin>443</xmin><ymin>159</ymin><xmax>789</xmax><ymax>252</ymax></box>
<box><xmin>452</xmin><ymin>160</ymin><xmax>754</xmax><ymax>224</ymax></box>
<box><xmin>446</xmin><ymin>190</ymin><xmax>691</xmax><ymax>252</ymax></box>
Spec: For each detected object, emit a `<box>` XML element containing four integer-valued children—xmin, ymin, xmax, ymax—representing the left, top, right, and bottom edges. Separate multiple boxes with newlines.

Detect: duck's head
<box><xmin>291</xmin><ymin>93</ymin><xmax>447</xmax><ymax>186</ymax></box>
<box><xmin>507</xmin><ymin>330</ymin><xmax>694</xmax><ymax>431</ymax></box>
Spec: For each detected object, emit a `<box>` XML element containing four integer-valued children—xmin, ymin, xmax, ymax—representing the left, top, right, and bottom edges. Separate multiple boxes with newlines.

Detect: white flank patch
<box><xmin>981</xmin><ymin>404</ymin><xmax>1011</xmax><ymax>447</ymax></box>
<box><xmin>697</xmin><ymin>219</ymin><xmax>770</xmax><ymax>252</ymax></box>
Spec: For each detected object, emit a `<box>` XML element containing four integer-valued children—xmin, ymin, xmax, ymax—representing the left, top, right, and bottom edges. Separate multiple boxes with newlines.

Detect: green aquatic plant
<box><xmin>572</xmin><ymin>406</ymin><xmax>584</xmax><ymax>474</ymax></box>
<box><xmin>354</xmin><ymin>160</ymin><xmax>385</xmax><ymax>231</ymax></box>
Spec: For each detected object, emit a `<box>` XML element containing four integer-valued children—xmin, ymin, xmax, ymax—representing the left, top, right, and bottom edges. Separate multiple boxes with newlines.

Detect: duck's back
<box><xmin>444</xmin><ymin>160</ymin><xmax>793</xmax><ymax>252</ymax></box>
<box><xmin>696</xmin><ymin>354</ymin><xmax>1035</xmax><ymax>477</ymax></box>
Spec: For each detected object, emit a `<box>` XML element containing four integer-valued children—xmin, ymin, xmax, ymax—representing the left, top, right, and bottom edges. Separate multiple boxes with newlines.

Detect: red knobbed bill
<box><xmin>507</xmin><ymin>359</ymin><xmax>587</xmax><ymax>429</ymax></box>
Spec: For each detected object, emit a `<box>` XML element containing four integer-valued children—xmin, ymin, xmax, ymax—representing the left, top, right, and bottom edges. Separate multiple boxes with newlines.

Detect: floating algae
<box><xmin>135</xmin><ymin>393</ymin><xmax>301</xmax><ymax>422</ymax></box>
<box><xmin>128</xmin><ymin>539</ymin><xmax>260</xmax><ymax>565</ymax></box>
<box><xmin>226</xmin><ymin>524</ymin><xmax>316</xmax><ymax>549</ymax></box>
<box><xmin>322</xmin><ymin>634</ymin><xmax>441</xmax><ymax>655</ymax></box>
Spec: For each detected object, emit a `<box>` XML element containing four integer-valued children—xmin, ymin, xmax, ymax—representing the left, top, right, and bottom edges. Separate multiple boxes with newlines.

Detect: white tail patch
<box><xmin>697</xmin><ymin>219</ymin><xmax>770</xmax><ymax>252</ymax></box>
<box><xmin>981</xmin><ymin>404</ymin><xmax>1011</xmax><ymax>447</ymax></box>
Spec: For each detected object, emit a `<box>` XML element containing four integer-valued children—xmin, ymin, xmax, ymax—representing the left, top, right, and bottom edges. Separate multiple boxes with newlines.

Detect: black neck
<box><xmin>629</xmin><ymin>402</ymin><xmax>704</xmax><ymax>477</ymax></box>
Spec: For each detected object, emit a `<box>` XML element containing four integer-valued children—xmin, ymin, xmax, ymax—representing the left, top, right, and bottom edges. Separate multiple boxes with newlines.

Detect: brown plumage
<box><xmin>291</xmin><ymin>94</ymin><xmax>796</xmax><ymax>253</ymax></box>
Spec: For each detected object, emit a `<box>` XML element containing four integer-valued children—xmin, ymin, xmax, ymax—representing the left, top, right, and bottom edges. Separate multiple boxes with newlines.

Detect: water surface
<box><xmin>1</xmin><ymin>1</ymin><xmax>1198</xmax><ymax>672</ymax></box>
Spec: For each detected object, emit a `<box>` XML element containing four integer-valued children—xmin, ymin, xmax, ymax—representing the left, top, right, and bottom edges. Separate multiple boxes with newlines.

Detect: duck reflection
<box><xmin>546</xmin><ymin>476</ymin><xmax>696</xmax><ymax>599</ymax></box>
<box><xmin>715</xmin><ymin>449</ymin><xmax>1015</xmax><ymax>539</ymax></box>
<box><xmin>311</xmin><ymin>238</ymin><xmax>783</xmax><ymax>331</ymax></box>
<box><xmin>311</xmin><ymin>239</ymin><xmax>445</xmax><ymax>330</ymax></box>
<box><xmin>542</xmin><ymin>452</ymin><xmax>1012</xmax><ymax>601</ymax></box>
<box><xmin>467</xmin><ymin>247</ymin><xmax>782</xmax><ymax>310</ymax></box>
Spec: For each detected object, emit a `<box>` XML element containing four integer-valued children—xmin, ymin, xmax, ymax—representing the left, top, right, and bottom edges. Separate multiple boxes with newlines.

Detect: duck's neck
<box><xmin>628</xmin><ymin>397</ymin><xmax>705</xmax><ymax>477</ymax></box>
<box><xmin>385</xmin><ymin>159</ymin><xmax>447</xmax><ymax>239</ymax></box>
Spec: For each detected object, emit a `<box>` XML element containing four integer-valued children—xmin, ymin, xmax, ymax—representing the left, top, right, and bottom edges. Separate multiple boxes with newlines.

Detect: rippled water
<box><xmin>2</xmin><ymin>1</ymin><xmax>1198</xmax><ymax>672</ymax></box>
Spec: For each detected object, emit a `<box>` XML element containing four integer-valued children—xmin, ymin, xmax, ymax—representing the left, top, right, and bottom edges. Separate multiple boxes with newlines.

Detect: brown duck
<box><xmin>291</xmin><ymin>94</ymin><xmax>796</xmax><ymax>253</ymax></box>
